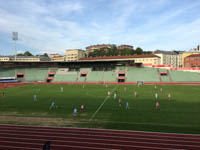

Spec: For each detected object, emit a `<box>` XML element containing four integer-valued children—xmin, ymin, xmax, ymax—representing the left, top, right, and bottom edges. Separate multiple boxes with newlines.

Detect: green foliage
<box><xmin>88</xmin><ymin>46</ymin><xmax>152</xmax><ymax>57</ymax></box>
<box><xmin>43</xmin><ymin>53</ymin><xmax>49</xmax><ymax>57</ymax></box>
<box><xmin>17</xmin><ymin>51</ymin><xmax>33</xmax><ymax>56</ymax></box>
<box><xmin>135</xmin><ymin>47</ymin><xmax>143</xmax><ymax>55</ymax></box>
<box><xmin>24</xmin><ymin>51</ymin><xmax>33</xmax><ymax>56</ymax></box>
<box><xmin>17</xmin><ymin>53</ymin><xmax>24</xmax><ymax>56</ymax></box>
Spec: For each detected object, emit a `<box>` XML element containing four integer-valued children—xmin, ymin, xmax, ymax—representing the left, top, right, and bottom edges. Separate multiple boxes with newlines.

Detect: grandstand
<box><xmin>1</xmin><ymin>66</ymin><xmax>200</xmax><ymax>83</ymax></box>
<box><xmin>170</xmin><ymin>70</ymin><xmax>200</xmax><ymax>82</ymax></box>
<box><xmin>103</xmin><ymin>71</ymin><xmax>117</xmax><ymax>82</ymax></box>
<box><xmin>1</xmin><ymin>55</ymin><xmax>200</xmax><ymax>83</ymax></box>
<box><xmin>53</xmin><ymin>68</ymin><xmax>78</xmax><ymax>82</ymax></box>
<box><xmin>127</xmin><ymin>67</ymin><xmax>160</xmax><ymax>82</ymax></box>
<box><xmin>0</xmin><ymin>68</ymin><xmax>15</xmax><ymax>77</ymax></box>
<box><xmin>158</xmin><ymin>68</ymin><xmax>170</xmax><ymax>82</ymax></box>
<box><xmin>87</xmin><ymin>71</ymin><xmax>104</xmax><ymax>82</ymax></box>
<box><xmin>25</xmin><ymin>68</ymin><xmax>48</xmax><ymax>82</ymax></box>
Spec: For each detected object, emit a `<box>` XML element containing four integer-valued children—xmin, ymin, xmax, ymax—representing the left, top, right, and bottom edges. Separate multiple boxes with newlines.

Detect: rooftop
<box><xmin>80</xmin><ymin>54</ymin><xmax>159</xmax><ymax>61</ymax></box>
<box><xmin>186</xmin><ymin>54</ymin><xmax>200</xmax><ymax>58</ymax></box>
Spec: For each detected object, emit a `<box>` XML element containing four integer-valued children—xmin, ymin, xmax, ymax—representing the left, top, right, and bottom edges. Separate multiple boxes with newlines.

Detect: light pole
<box><xmin>12</xmin><ymin>32</ymin><xmax>18</xmax><ymax>61</ymax></box>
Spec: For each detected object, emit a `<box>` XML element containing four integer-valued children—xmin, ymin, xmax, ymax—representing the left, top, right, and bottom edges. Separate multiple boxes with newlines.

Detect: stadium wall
<box><xmin>1</xmin><ymin>82</ymin><xmax>200</xmax><ymax>90</ymax></box>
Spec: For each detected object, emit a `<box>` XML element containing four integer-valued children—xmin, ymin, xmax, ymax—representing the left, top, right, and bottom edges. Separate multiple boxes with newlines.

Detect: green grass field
<box><xmin>0</xmin><ymin>84</ymin><xmax>200</xmax><ymax>134</ymax></box>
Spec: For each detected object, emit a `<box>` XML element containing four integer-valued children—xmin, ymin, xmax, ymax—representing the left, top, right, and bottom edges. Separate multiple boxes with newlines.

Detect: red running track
<box><xmin>0</xmin><ymin>124</ymin><xmax>200</xmax><ymax>150</ymax></box>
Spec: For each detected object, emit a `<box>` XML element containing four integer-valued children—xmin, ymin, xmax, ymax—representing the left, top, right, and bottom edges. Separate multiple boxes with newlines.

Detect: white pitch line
<box><xmin>89</xmin><ymin>86</ymin><xmax>117</xmax><ymax>121</ymax></box>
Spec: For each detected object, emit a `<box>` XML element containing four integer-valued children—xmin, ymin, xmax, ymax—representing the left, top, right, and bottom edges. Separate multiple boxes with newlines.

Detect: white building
<box><xmin>154</xmin><ymin>50</ymin><xmax>184</xmax><ymax>68</ymax></box>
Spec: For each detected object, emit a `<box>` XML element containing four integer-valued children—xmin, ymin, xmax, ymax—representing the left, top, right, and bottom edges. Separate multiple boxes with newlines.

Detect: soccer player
<box><xmin>114</xmin><ymin>91</ymin><xmax>117</xmax><ymax>100</ymax></box>
<box><xmin>168</xmin><ymin>93</ymin><xmax>171</xmax><ymax>101</ymax></box>
<box><xmin>73</xmin><ymin>107</ymin><xmax>77</xmax><ymax>117</ymax></box>
<box><xmin>134</xmin><ymin>91</ymin><xmax>137</xmax><ymax>98</ymax></box>
<box><xmin>60</xmin><ymin>87</ymin><xmax>63</xmax><ymax>92</ymax></box>
<box><xmin>118</xmin><ymin>98</ymin><xmax>121</xmax><ymax>107</ymax></box>
<box><xmin>33</xmin><ymin>94</ymin><xmax>37</xmax><ymax>102</ymax></box>
<box><xmin>154</xmin><ymin>85</ymin><xmax>157</xmax><ymax>89</ymax></box>
<box><xmin>156</xmin><ymin>101</ymin><xmax>160</xmax><ymax>112</ymax></box>
<box><xmin>50</xmin><ymin>101</ymin><xmax>55</xmax><ymax>109</ymax></box>
<box><xmin>160</xmin><ymin>88</ymin><xmax>163</xmax><ymax>93</ymax></box>
<box><xmin>108</xmin><ymin>90</ymin><xmax>111</xmax><ymax>97</ymax></box>
<box><xmin>2</xmin><ymin>91</ymin><xmax>5</xmax><ymax>97</ymax></box>
<box><xmin>155</xmin><ymin>93</ymin><xmax>158</xmax><ymax>100</ymax></box>
<box><xmin>105</xmin><ymin>84</ymin><xmax>108</xmax><ymax>88</ymax></box>
<box><xmin>124</xmin><ymin>87</ymin><xmax>127</xmax><ymax>92</ymax></box>
<box><xmin>80</xmin><ymin>104</ymin><xmax>84</xmax><ymax>112</ymax></box>
<box><xmin>126</xmin><ymin>101</ymin><xmax>129</xmax><ymax>110</ymax></box>
<box><xmin>83</xmin><ymin>84</ymin><xmax>85</xmax><ymax>88</ymax></box>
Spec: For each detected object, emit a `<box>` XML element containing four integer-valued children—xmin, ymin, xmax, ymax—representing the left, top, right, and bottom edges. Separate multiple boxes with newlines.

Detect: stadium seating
<box><xmin>25</xmin><ymin>68</ymin><xmax>48</xmax><ymax>82</ymax></box>
<box><xmin>87</xmin><ymin>71</ymin><xmax>103</xmax><ymax>82</ymax></box>
<box><xmin>0</xmin><ymin>68</ymin><xmax>15</xmax><ymax>77</ymax></box>
<box><xmin>53</xmin><ymin>74</ymin><xmax>78</xmax><ymax>82</ymax></box>
<box><xmin>53</xmin><ymin>69</ymin><xmax>78</xmax><ymax>82</ymax></box>
<box><xmin>159</xmin><ymin>69</ymin><xmax>169</xmax><ymax>82</ymax></box>
<box><xmin>80</xmin><ymin>68</ymin><xmax>91</xmax><ymax>72</ymax></box>
<box><xmin>1</xmin><ymin>67</ymin><xmax>200</xmax><ymax>83</ymax></box>
<box><xmin>15</xmin><ymin>68</ymin><xmax>25</xmax><ymax>73</ymax></box>
<box><xmin>116</xmin><ymin>66</ymin><xmax>126</xmax><ymax>72</ymax></box>
<box><xmin>103</xmin><ymin>71</ymin><xmax>117</xmax><ymax>82</ymax></box>
<box><xmin>77</xmin><ymin>72</ymin><xmax>87</xmax><ymax>82</ymax></box>
<box><xmin>49</xmin><ymin>68</ymin><xmax>58</xmax><ymax>73</ymax></box>
<box><xmin>170</xmin><ymin>70</ymin><xmax>200</xmax><ymax>82</ymax></box>
<box><xmin>127</xmin><ymin>67</ymin><xmax>160</xmax><ymax>82</ymax></box>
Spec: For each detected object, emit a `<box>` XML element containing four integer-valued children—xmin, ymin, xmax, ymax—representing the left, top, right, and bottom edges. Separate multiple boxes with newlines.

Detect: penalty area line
<box><xmin>89</xmin><ymin>86</ymin><xmax>117</xmax><ymax>121</ymax></box>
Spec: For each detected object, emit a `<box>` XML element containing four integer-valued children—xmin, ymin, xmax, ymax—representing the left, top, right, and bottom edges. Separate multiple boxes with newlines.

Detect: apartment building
<box><xmin>66</xmin><ymin>49</ymin><xmax>85</xmax><ymax>61</ymax></box>
<box><xmin>86</xmin><ymin>44</ymin><xmax>116</xmax><ymax>55</ymax></box>
<box><xmin>154</xmin><ymin>50</ymin><xmax>183</xmax><ymax>67</ymax></box>
<box><xmin>117</xmin><ymin>45</ymin><xmax>133</xmax><ymax>50</ymax></box>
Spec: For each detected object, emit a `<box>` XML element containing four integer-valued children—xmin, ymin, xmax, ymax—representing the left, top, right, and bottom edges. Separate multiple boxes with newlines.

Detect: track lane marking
<box><xmin>0</xmin><ymin>132</ymin><xmax>200</xmax><ymax>148</ymax></box>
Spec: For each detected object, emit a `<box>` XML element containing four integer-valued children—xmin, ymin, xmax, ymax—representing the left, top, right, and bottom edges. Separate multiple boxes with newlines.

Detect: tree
<box><xmin>112</xmin><ymin>46</ymin><xmax>119</xmax><ymax>56</ymax></box>
<box><xmin>17</xmin><ymin>53</ymin><xmax>24</xmax><ymax>56</ymax></box>
<box><xmin>24</xmin><ymin>51</ymin><xmax>33</xmax><ymax>56</ymax></box>
<box><xmin>43</xmin><ymin>53</ymin><xmax>49</xmax><ymax>57</ymax></box>
<box><xmin>143</xmin><ymin>51</ymin><xmax>152</xmax><ymax>54</ymax></box>
<box><xmin>119</xmin><ymin>48</ymin><xmax>133</xmax><ymax>56</ymax></box>
<box><xmin>135</xmin><ymin>47</ymin><xmax>143</xmax><ymax>55</ymax></box>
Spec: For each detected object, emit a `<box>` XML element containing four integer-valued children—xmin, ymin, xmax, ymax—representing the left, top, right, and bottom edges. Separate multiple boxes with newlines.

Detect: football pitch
<box><xmin>0</xmin><ymin>84</ymin><xmax>200</xmax><ymax>134</ymax></box>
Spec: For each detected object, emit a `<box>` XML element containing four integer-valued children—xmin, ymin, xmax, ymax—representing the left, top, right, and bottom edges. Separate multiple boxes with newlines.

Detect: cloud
<box><xmin>0</xmin><ymin>0</ymin><xmax>200</xmax><ymax>55</ymax></box>
<box><xmin>0</xmin><ymin>0</ymin><xmax>86</xmax><ymax>54</ymax></box>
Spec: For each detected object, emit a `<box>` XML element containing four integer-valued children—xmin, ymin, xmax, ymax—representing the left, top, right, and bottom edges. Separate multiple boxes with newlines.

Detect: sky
<box><xmin>0</xmin><ymin>0</ymin><xmax>200</xmax><ymax>55</ymax></box>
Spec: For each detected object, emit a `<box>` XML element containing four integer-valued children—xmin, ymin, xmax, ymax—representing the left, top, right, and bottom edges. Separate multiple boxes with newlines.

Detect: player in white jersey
<box><xmin>114</xmin><ymin>91</ymin><xmax>117</xmax><ymax>100</ymax></box>
<box><xmin>126</xmin><ymin>101</ymin><xmax>129</xmax><ymax>110</ymax></box>
<box><xmin>155</xmin><ymin>93</ymin><xmax>158</xmax><ymax>100</ymax></box>
<box><xmin>168</xmin><ymin>93</ymin><xmax>171</xmax><ymax>101</ymax></box>
<box><xmin>33</xmin><ymin>94</ymin><xmax>37</xmax><ymax>102</ymax></box>
<box><xmin>60</xmin><ymin>87</ymin><xmax>63</xmax><ymax>92</ymax></box>
<box><xmin>50</xmin><ymin>101</ymin><xmax>55</xmax><ymax>109</ymax></box>
<box><xmin>108</xmin><ymin>90</ymin><xmax>111</xmax><ymax>96</ymax></box>
<box><xmin>134</xmin><ymin>91</ymin><xmax>137</xmax><ymax>98</ymax></box>
<box><xmin>73</xmin><ymin>107</ymin><xmax>77</xmax><ymax>116</ymax></box>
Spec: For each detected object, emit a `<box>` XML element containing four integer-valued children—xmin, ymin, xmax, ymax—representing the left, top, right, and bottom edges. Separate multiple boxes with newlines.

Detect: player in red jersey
<box><xmin>80</xmin><ymin>104</ymin><xmax>84</xmax><ymax>112</ymax></box>
<box><xmin>156</xmin><ymin>101</ymin><xmax>160</xmax><ymax>112</ymax></box>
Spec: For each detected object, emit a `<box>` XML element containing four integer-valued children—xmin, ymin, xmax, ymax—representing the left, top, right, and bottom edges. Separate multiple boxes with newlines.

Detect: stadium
<box><xmin>1</xmin><ymin>0</ymin><xmax>200</xmax><ymax>149</ymax></box>
<box><xmin>1</xmin><ymin>54</ymin><xmax>200</xmax><ymax>150</ymax></box>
